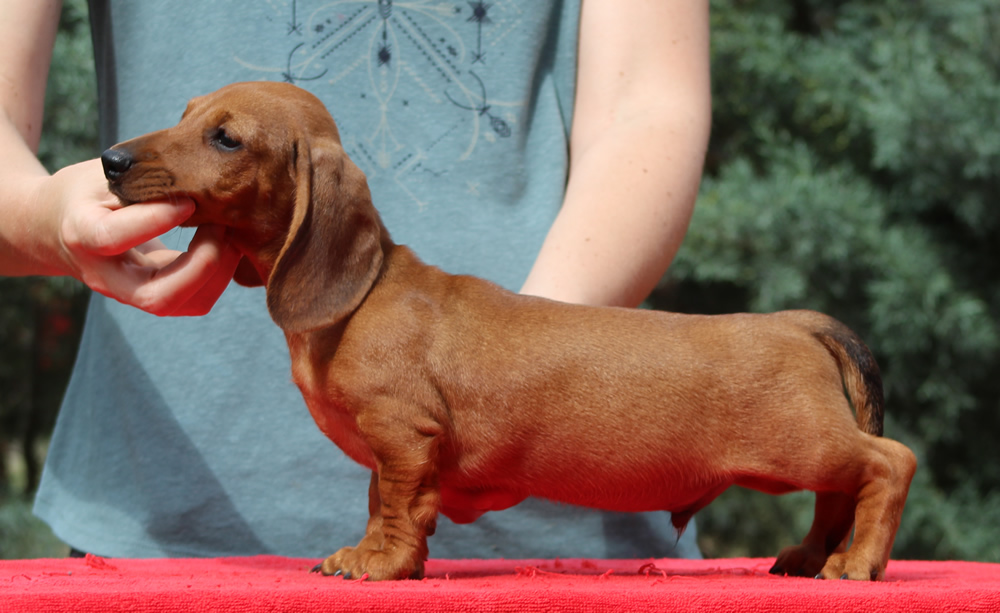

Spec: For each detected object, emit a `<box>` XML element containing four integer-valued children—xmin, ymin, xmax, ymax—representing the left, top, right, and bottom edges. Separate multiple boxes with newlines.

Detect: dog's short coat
<box><xmin>102</xmin><ymin>81</ymin><xmax>916</xmax><ymax>582</ymax></box>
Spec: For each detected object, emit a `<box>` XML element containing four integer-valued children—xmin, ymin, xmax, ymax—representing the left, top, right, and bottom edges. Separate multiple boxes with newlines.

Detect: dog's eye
<box><xmin>211</xmin><ymin>128</ymin><xmax>243</xmax><ymax>152</ymax></box>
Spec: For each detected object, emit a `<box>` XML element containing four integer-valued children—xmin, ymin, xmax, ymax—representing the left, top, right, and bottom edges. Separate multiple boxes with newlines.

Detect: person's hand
<box><xmin>41</xmin><ymin>158</ymin><xmax>243</xmax><ymax>316</ymax></box>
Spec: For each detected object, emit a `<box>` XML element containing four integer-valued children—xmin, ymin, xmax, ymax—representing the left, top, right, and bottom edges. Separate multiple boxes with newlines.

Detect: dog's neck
<box><xmin>229</xmin><ymin>232</ymin><xmax>286</xmax><ymax>288</ymax></box>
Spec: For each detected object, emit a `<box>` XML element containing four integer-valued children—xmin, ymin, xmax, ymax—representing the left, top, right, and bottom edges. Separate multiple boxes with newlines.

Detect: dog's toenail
<box><xmin>814</xmin><ymin>574</ymin><xmax>825</xmax><ymax>580</ymax></box>
<box><xmin>769</xmin><ymin>565</ymin><xmax>783</xmax><ymax>575</ymax></box>
<box><xmin>310</xmin><ymin>563</ymin><xmax>322</xmax><ymax>573</ymax></box>
<box><xmin>333</xmin><ymin>569</ymin><xmax>343</xmax><ymax>577</ymax></box>
<box><xmin>840</xmin><ymin>573</ymin><xmax>849</xmax><ymax>580</ymax></box>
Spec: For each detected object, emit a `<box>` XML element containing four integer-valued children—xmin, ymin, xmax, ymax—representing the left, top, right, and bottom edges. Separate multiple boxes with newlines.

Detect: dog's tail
<box><xmin>785</xmin><ymin>311</ymin><xmax>884</xmax><ymax>437</ymax></box>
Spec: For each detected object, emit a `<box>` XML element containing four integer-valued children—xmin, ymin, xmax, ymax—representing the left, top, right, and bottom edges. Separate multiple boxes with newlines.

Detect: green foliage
<box><xmin>0</xmin><ymin>277</ymin><xmax>85</xmax><ymax>495</ymax></box>
<box><xmin>37</xmin><ymin>0</ymin><xmax>99</xmax><ymax>171</ymax></box>
<box><xmin>657</xmin><ymin>0</ymin><xmax>1000</xmax><ymax>561</ymax></box>
<box><xmin>0</xmin><ymin>496</ymin><xmax>67</xmax><ymax>559</ymax></box>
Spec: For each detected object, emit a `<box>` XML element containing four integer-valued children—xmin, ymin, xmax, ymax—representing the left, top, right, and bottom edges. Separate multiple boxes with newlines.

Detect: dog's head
<box><xmin>102</xmin><ymin>81</ymin><xmax>385</xmax><ymax>332</ymax></box>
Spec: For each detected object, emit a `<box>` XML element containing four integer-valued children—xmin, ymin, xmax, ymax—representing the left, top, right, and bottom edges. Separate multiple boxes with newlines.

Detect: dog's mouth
<box><xmin>106</xmin><ymin>183</ymin><xmax>203</xmax><ymax>226</ymax></box>
<box><xmin>105</xmin><ymin>181</ymin><xmax>132</xmax><ymax>204</ymax></box>
<box><xmin>102</xmin><ymin>148</ymin><xmax>187</xmax><ymax>209</ymax></box>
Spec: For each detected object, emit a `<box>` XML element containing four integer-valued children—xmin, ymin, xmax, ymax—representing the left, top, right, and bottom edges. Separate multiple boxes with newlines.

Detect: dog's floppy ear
<box><xmin>266</xmin><ymin>137</ymin><xmax>383</xmax><ymax>333</ymax></box>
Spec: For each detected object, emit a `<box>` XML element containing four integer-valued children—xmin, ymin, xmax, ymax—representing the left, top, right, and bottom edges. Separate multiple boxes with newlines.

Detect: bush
<box><xmin>0</xmin><ymin>496</ymin><xmax>67</xmax><ymax>559</ymax></box>
<box><xmin>655</xmin><ymin>0</ymin><xmax>1000</xmax><ymax>562</ymax></box>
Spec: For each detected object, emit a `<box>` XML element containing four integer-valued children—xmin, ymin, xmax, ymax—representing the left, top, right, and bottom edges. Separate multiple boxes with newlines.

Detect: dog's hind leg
<box><xmin>771</xmin><ymin>435</ymin><xmax>915</xmax><ymax>581</ymax></box>
<box><xmin>817</xmin><ymin>436</ymin><xmax>916</xmax><ymax>581</ymax></box>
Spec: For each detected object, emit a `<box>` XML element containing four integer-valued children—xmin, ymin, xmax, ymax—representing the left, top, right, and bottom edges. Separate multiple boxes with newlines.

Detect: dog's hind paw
<box><xmin>770</xmin><ymin>544</ymin><xmax>827</xmax><ymax>578</ymax></box>
<box><xmin>815</xmin><ymin>552</ymin><xmax>884</xmax><ymax>581</ymax></box>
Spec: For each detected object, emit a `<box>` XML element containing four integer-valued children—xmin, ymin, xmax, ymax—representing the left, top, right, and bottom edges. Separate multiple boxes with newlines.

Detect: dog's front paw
<box><xmin>814</xmin><ymin>552</ymin><xmax>884</xmax><ymax>581</ymax></box>
<box><xmin>312</xmin><ymin>544</ymin><xmax>424</xmax><ymax>581</ymax></box>
<box><xmin>769</xmin><ymin>543</ymin><xmax>827</xmax><ymax>578</ymax></box>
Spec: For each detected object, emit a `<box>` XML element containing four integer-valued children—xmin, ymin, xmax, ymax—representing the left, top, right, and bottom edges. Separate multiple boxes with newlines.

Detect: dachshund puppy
<box><xmin>102</xmin><ymin>81</ymin><xmax>916</xmax><ymax>581</ymax></box>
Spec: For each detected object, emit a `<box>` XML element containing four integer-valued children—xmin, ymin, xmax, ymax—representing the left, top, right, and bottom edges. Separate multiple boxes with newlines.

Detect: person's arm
<box><xmin>520</xmin><ymin>0</ymin><xmax>711</xmax><ymax>308</ymax></box>
<box><xmin>0</xmin><ymin>0</ymin><xmax>240</xmax><ymax>316</ymax></box>
<box><xmin>0</xmin><ymin>0</ymin><xmax>62</xmax><ymax>276</ymax></box>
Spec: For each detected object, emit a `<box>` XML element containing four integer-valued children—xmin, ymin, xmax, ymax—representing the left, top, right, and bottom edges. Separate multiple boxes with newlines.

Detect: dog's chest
<box><xmin>287</xmin><ymin>338</ymin><xmax>376</xmax><ymax>470</ymax></box>
<box><xmin>301</xmin><ymin>386</ymin><xmax>375</xmax><ymax>470</ymax></box>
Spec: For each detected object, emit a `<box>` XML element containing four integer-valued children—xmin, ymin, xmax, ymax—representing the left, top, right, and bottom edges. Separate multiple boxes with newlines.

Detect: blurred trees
<box><xmin>653</xmin><ymin>0</ymin><xmax>1000</xmax><ymax>561</ymax></box>
<box><xmin>2</xmin><ymin>0</ymin><xmax>998</xmax><ymax>561</ymax></box>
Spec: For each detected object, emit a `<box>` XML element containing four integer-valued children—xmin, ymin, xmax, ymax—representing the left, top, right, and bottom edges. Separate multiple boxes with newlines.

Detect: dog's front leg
<box><xmin>316</xmin><ymin>420</ymin><xmax>441</xmax><ymax>580</ymax></box>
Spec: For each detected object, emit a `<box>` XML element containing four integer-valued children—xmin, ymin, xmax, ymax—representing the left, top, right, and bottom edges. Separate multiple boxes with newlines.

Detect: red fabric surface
<box><xmin>2</xmin><ymin>556</ymin><xmax>999</xmax><ymax>612</ymax></box>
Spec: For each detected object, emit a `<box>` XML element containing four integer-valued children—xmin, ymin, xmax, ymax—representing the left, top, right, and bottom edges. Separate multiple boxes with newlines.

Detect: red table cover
<box><xmin>3</xmin><ymin>555</ymin><xmax>999</xmax><ymax>612</ymax></box>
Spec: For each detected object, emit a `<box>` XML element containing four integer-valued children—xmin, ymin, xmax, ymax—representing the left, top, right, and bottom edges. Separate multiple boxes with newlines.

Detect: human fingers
<box><xmin>102</xmin><ymin>225</ymin><xmax>243</xmax><ymax>316</ymax></box>
<box><xmin>151</xmin><ymin>225</ymin><xmax>244</xmax><ymax>316</ymax></box>
<box><xmin>64</xmin><ymin>195</ymin><xmax>195</xmax><ymax>258</ymax></box>
<box><xmin>43</xmin><ymin>159</ymin><xmax>242</xmax><ymax>315</ymax></box>
<box><xmin>45</xmin><ymin>159</ymin><xmax>193</xmax><ymax>278</ymax></box>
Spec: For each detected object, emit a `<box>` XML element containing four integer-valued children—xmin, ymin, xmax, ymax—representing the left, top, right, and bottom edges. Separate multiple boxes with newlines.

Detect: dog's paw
<box><xmin>313</xmin><ymin>545</ymin><xmax>424</xmax><ymax>581</ymax></box>
<box><xmin>814</xmin><ymin>552</ymin><xmax>884</xmax><ymax>581</ymax></box>
<box><xmin>769</xmin><ymin>544</ymin><xmax>827</xmax><ymax>578</ymax></box>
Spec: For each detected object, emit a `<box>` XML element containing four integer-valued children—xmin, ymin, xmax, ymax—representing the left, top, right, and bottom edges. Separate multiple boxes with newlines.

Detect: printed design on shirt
<box><xmin>236</xmin><ymin>0</ymin><xmax>526</xmax><ymax>208</ymax></box>
<box><xmin>285</xmin><ymin>0</ymin><xmax>305</xmax><ymax>34</ymax></box>
<box><xmin>467</xmin><ymin>1</ymin><xmax>490</xmax><ymax>63</ymax></box>
<box><xmin>445</xmin><ymin>71</ymin><xmax>510</xmax><ymax>138</ymax></box>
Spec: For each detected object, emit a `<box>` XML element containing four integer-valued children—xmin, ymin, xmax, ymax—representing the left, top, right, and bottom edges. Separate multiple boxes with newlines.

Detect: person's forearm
<box><xmin>0</xmin><ymin>113</ymin><xmax>66</xmax><ymax>277</ymax></box>
<box><xmin>0</xmin><ymin>0</ymin><xmax>64</xmax><ymax>276</ymax></box>
<box><xmin>520</xmin><ymin>104</ymin><xmax>707</xmax><ymax>308</ymax></box>
<box><xmin>520</xmin><ymin>0</ymin><xmax>710</xmax><ymax>308</ymax></box>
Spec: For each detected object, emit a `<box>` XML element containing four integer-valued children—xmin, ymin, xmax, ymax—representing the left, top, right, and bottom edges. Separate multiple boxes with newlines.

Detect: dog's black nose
<box><xmin>101</xmin><ymin>148</ymin><xmax>134</xmax><ymax>181</ymax></box>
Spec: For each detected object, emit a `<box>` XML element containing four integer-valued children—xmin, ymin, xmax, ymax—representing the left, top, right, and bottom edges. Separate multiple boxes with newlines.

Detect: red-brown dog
<box><xmin>101</xmin><ymin>81</ymin><xmax>916</xmax><ymax>582</ymax></box>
